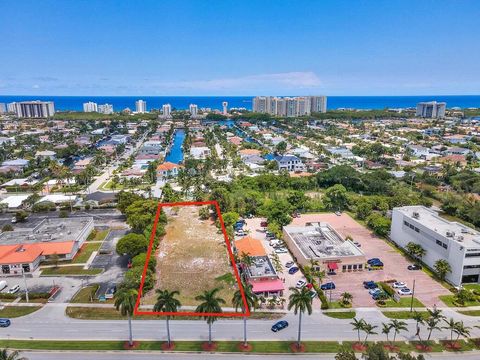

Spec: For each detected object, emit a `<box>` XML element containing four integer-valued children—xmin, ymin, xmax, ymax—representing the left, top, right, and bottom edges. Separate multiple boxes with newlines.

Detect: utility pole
<box><xmin>409</xmin><ymin>279</ymin><xmax>416</xmax><ymax>312</ymax></box>
<box><xmin>22</xmin><ymin>268</ymin><xmax>29</xmax><ymax>303</ymax></box>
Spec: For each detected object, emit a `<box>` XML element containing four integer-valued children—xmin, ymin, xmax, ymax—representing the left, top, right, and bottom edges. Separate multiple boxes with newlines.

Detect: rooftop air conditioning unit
<box><xmin>461</xmin><ymin>228</ymin><xmax>468</xmax><ymax>234</ymax></box>
<box><xmin>413</xmin><ymin>212</ymin><xmax>420</xmax><ymax>219</ymax></box>
<box><xmin>446</xmin><ymin>231</ymin><xmax>455</xmax><ymax>237</ymax></box>
<box><xmin>456</xmin><ymin>236</ymin><xmax>464</xmax><ymax>242</ymax></box>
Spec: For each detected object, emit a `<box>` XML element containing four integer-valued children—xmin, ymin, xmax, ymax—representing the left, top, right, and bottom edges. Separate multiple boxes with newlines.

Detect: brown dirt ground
<box><xmin>142</xmin><ymin>205</ymin><xmax>238</xmax><ymax>307</ymax></box>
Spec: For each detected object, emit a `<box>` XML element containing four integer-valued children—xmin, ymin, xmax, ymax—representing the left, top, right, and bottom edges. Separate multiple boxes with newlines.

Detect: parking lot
<box><xmin>242</xmin><ymin>218</ymin><xmax>321</xmax><ymax>309</ymax></box>
<box><xmin>288</xmin><ymin>213</ymin><xmax>451</xmax><ymax>307</ymax></box>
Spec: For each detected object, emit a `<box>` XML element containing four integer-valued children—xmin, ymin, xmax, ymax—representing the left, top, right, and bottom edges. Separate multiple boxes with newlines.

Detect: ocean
<box><xmin>0</xmin><ymin>95</ymin><xmax>479</xmax><ymax>111</ymax></box>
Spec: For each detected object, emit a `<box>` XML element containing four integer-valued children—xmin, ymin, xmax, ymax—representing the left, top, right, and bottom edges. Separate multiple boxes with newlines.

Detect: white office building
<box><xmin>222</xmin><ymin>101</ymin><xmax>228</xmax><ymax>115</ymax></box>
<box><xmin>416</xmin><ymin>101</ymin><xmax>446</xmax><ymax>118</ymax></box>
<box><xmin>8</xmin><ymin>101</ymin><xmax>55</xmax><ymax>118</ymax></box>
<box><xmin>135</xmin><ymin>100</ymin><xmax>147</xmax><ymax>113</ymax></box>
<box><xmin>98</xmin><ymin>104</ymin><xmax>114</xmax><ymax>114</ymax></box>
<box><xmin>162</xmin><ymin>104</ymin><xmax>172</xmax><ymax>119</ymax></box>
<box><xmin>83</xmin><ymin>101</ymin><xmax>98</xmax><ymax>112</ymax></box>
<box><xmin>0</xmin><ymin>103</ymin><xmax>6</xmax><ymax>114</ymax></box>
<box><xmin>189</xmin><ymin>104</ymin><xmax>198</xmax><ymax>117</ymax></box>
<box><xmin>391</xmin><ymin>206</ymin><xmax>480</xmax><ymax>286</ymax></box>
<box><xmin>310</xmin><ymin>96</ymin><xmax>327</xmax><ymax>113</ymax></box>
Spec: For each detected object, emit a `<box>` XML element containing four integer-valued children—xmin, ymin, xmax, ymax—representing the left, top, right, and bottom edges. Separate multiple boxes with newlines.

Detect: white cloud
<box><xmin>152</xmin><ymin>72</ymin><xmax>322</xmax><ymax>91</ymax></box>
<box><xmin>32</xmin><ymin>84</ymin><xmax>40</xmax><ymax>89</ymax></box>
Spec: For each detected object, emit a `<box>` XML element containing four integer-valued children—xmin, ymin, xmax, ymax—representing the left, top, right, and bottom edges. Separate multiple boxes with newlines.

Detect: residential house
<box><xmin>156</xmin><ymin>162</ymin><xmax>182</xmax><ymax>180</ymax></box>
<box><xmin>274</xmin><ymin>155</ymin><xmax>306</xmax><ymax>172</ymax></box>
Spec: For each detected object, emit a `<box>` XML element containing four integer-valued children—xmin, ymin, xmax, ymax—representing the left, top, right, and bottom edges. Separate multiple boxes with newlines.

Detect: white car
<box><xmin>397</xmin><ymin>288</ymin><xmax>413</xmax><ymax>296</ymax></box>
<box><xmin>392</xmin><ymin>282</ymin><xmax>407</xmax><ymax>289</ymax></box>
<box><xmin>296</xmin><ymin>279</ymin><xmax>307</xmax><ymax>288</ymax></box>
<box><xmin>369</xmin><ymin>288</ymin><xmax>382</xmax><ymax>295</ymax></box>
<box><xmin>7</xmin><ymin>285</ymin><xmax>20</xmax><ymax>294</ymax></box>
<box><xmin>285</xmin><ymin>261</ymin><xmax>295</xmax><ymax>268</ymax></box>
<box><xmin>275</xmin><ymin>247</ymin><xmax>288</xmax><ymax>254</ymax></box>
<box><xmin>235</xmin><ymin>231</ymin><xmax>246</xmax><ymax>236</ymax></box>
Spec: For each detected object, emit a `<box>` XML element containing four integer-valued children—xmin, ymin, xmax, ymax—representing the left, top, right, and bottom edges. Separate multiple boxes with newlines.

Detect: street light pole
<box><xmin>22</xmin><ymin>268</ymin><xmax>29</xmax><ymax>303</ymax></box>
<box><xmin>409</xmin><ymin>278</ymin><xmax>416</xmax><ymax>312</ymax></box>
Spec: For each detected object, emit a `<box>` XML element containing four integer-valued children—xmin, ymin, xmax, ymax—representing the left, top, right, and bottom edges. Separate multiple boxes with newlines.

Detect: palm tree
<box><xmin>453</xmin><ymin>321</ymin><xmax>471</xmax><ymax>343</ymax></box>
<box><xmin>443</xmin><ymin>318</ymin><xmax>458</xmax><ymax>344</ymax></box>
<box><xmin>114</xmin><ymin>288</ymin><xmax>138</xmax><ymax>347</ymax></box>
<box><xmin>350</xmin><ymin>318</ymin><xmax>366</xmax><ymax>344</ymax></box>
<box><xmin>153</xmin><ymin>289</ymin><xmax>181</xmax><ymax>347</ymax></box>
<box><xmin>381</xmin><ymin>323</ymin><xmax>392</xmax><ymax>343</ymax></box>
<box><xmin>0</xmin><ymin>349</ymin><xmax>27</xmax><ymax>360</ymax></box>
<box><xmin>340</xmin><ymin>292</ymin><xmax>353</xmax><ymax>306</ymax></box>
<box><xmin>412</xmin><ymin>311</ymin><xmax>425</xmax><ymax>342</ymax></box>
<box><xmin>288</xmin><ymin>286</ymin><xmax>313</xmax><ymax>349</ymax></box>
<box><xmin>433</xmin><ymin>259</ymin><xmax>452</xmax><ymax>281</ymax></box>
<box><xmin>195</xmin><ymin>288</ymin><xmax>226</xmax><ymax>346</ymax></box>
<box><xmin>362</xmin><ymin>322</ymin><xmax>378</xmax><ymax>345</ymax></box>
<box><xmin>389</xmin><ymin>319</ymin><xmax>408</xmax><ymax>344</ymax></box>
<box><xmin>232</xmin><ymin>282</ymin><xmax>258</xmax><ymax>347</ymax></box>
<box><xmin>426</xmin><ymin>307</ymin><xmax>445</xmax><ymax>341</ymax></box>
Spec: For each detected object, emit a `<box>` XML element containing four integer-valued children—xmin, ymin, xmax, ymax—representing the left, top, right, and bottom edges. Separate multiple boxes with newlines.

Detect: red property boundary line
<box><xmin>134</xmin><ymin>200</ymin><xmax>250</xmax><ymax>317</ymax></box>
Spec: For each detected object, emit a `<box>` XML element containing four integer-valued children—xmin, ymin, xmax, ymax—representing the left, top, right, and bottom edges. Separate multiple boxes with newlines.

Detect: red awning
<box><xmin>251</xmin><ymin>279</ymin><xmax>284</xmax><ymax>293</ymax></box>
<box><xmin>327</xmin><ymin>262</ymin><xmax>338</xmax><ymax>270</ymax></box>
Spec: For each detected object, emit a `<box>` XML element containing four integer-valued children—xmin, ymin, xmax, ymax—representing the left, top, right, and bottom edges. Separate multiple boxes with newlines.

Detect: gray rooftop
<box><xmin>0</xmin><ymin>217</ymin><xmax>93</xmax><ymax>245</ymax></box>
<box><xmin>246</xmin><ymin>256</ymin><xmax>277</xmax><ymax>278</ymax></box>
<box><xmin>284</xmin><ymin>222</ymin><xmax>364</xmax><ymax>259</ymax></box>
<box><xmin>395</xmin><ymin>206</ymin><xmax>480</xmax><ymax>248</ymax></box>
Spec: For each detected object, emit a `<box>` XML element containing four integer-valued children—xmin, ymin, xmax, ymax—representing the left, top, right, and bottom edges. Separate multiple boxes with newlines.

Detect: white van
<box><xmin>0</xmin><ymin>281</ymin><xmax>7</xmax><ymax>291</ymax></box>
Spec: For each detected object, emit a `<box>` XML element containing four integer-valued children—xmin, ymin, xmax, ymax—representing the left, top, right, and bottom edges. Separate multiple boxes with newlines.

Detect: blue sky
<box><xmin>1</xmin><ymin>0</ymin><xmax>479</xmax><ymax>96</ymax></box>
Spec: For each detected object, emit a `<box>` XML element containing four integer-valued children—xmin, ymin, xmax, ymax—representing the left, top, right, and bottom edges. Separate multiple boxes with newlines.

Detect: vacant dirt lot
<box><xmin>142</xmin><ymin>205</ymin><xmax>238</xmax><ymax>307</ymax></box>
<box><xmin>290</xmin><ymin>213</ymin><xmax>451</xmax><ymax>307</ymax></box>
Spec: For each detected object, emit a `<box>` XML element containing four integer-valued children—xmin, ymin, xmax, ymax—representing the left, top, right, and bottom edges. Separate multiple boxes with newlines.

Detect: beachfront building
<box><xmin>0</xmin><ymin>217</ymin><xmax>94</xmax><ymax>274</ymax></box>
<box><xmin>83</xmin><ymin>101</ymin><xmax>98</xmax><ymax>112</ymax></box>
<box><xmin>252</xmin><ymin>96</ymin><xmax>327</xmax><ymax>116</ymax></box>
<box><xmin>391</xmin><ymin>206</ymin><xmax>480</xmax><ymax>286</ymax></box>
<box><xmin>222</xmin><ymin>101</ymin><xmax>228</xmax><ymax>115</ymax></box>
<box><xmin>98</xmin><ymin>103</ymin><xmax>114</xmax><ymax>114</ymax></box>
<box><xmin>135</xmin><ymin>100</ymin><xmax>147</xmax><ymax>113</ymax></box>
<box><xmin>416</xmin><ymin>101</ymin><xmax>446</xmax><ymax>118</ymax></box>
<box><xmin>283</xmin><ymin>222</ymin><xmax>366</xmax><ymax>273</ymax></box>
<box><xmin>189</xmin><ymin>104</ymin><xmax>198</xmax><ymax>118</ymax></box>
<box><xmin>8</xmin><ymin>101</ymin><xmax>55</xmax><ymax>118</ymax></box>
<box><xmin>162</xmin><ymin>104</ymin><xmax>172</xmax><ymax>119</ymax></box>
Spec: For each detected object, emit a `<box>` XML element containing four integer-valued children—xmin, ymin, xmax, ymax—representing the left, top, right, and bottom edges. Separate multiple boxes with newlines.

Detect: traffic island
<box><xmin>289</xmin><ymin>343</ymin><xmax>306</xmax><ymax>352</ymax></box>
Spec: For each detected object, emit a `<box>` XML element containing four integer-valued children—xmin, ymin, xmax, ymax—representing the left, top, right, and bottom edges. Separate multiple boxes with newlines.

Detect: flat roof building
<box><xmin>0</xmin><ymin>217</ymin><xmax>94</xmax><ymax>275</ymax></box>
<box><xmin>391</xmin><ymin>206</ymin><xmax>480</xmax><ymax>286</ymax></box>
<box><xmin>416</xmin><ymin>101</ymin><xmax>446</xmax><ymax>118</ymax></box>
<box><xmin>8</xmin><ymin>101</ymin><xmax>55</xmax><ymax>118</ymax></box>
<box><xmin>283</xmin><ymin>222</ymin><xmax>366</xmax><ymax>273</ymax></box>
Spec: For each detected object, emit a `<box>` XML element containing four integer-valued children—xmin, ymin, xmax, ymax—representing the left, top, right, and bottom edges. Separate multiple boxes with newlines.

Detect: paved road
<box><xmin>19</xmin><ymin>350</ymin><xmax>480</xmax><ymax>360</ymax></box>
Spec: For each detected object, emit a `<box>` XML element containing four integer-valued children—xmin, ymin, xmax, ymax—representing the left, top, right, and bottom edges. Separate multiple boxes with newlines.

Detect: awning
<box><xmin>251</xmin><ymin>279</ymin><xmax>284</xmax><ymax>293</ymax></box>
<box><xmin>327</xmin><ymin>262</ymin><xmax>338</xmax><ymax>270</ymax></box>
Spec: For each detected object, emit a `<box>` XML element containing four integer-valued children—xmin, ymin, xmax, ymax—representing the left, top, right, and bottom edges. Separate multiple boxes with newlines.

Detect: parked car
<box><xmin>408</xmin><ymin>264</ymin><xmax>422</xmax><ymax>271</ymax></box>
<box><xmin>7</xmin><ymin>285</ymin><xmax>20</xmax><ymax>294</ymax></box>
<box><xmin>271</xmin><ymin>320</ymin><xmax>289</xmax><ymax>332</ymax></box>
<box><xmin>309</xmin><ymin>290</ymin><xmax>318</xmax><ymax>298</ymax></box>
<box><xmin>275</xmin><ymin>247</ymin><xmax>288</xmax><ymax>254</ymax></box>
<box><xmin>105</xmin><ymin>285</ymin><xmax>117</xmax><ymax>299</ymax></box>
<box><xmin>320</xmin><ymin>282</ymin><xmax>336</xmax><ymax>290</ymax></box>
<box><xmin>296</xmin><ymin>279</ymin><xmax>307</xmax><ymax>288</ymax></box>
<box><xmin>372</xmin><ymin>292</ymin><xmax>388</xmax><ymax>300</ymax></box>
<box><xmin>353</xmin><ymin>242</ymin><xmax>361</xmax><ymax>247</ymax></box>
<box><xmin>363</xmin><ymin>281</ymin><xmax>378</xmax><ymax>289</ymax></box>
<box><xmin>285</xmin><ymin>261</ymin><xmax>295</xmax><ymax>268</ymax></box>
<box><xmin>392</xmin><ymin>282</ymin><xmax>407</xmax><ymax>289</ymax></box>
<box><xmin>269</xmin><ymin>240</ymin><xmax>282</xmax><ymax>247</ymax></box>
<box><xmin>335</xmin><ymin>211</ymin><xmax>342</xmax><ymax>216</ymax></box>
<box><xmin>369</xmin><ymin>288</ymin><xmax>382</xmax><ymax>295</ymax></box>
<box><xmin>398</xmin><ymin>288</ymin><xmax>413</xmax><ymax>295</ymax></box>
<box><xmin>367</xmin><ymin>258</ymin><xmax>381</xmax><ymax>264</ymax></box>
<box><xmin>260</xmin><ymin>221</ymin><xmax>268</xmax><ymax>228</ymax></box>
<box><xmin>235</xmin><ymin>230</ymin><xmax>247</xmax><ymax>236</ymax></box>
<box><xmin>369</xmin><ymin>261</ymin><xmax>384</xmax><ymax>268</ymax></box>
<box><xmin>0</xmin><ymin>281</ymin><xmax>7</xmax><ymax>291</ymax></box>
<box><xmin>288</xmin><ymin>267</ymin><xmax>299</xmax><ymax>275</ymax></box>
<box><xmin>0</xmin><ymin>318</ymin><xmax>11</xmax><ymax>327</ymax></box>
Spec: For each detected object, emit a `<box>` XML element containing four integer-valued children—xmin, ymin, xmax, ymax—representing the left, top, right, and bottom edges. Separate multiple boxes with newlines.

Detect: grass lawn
<box><xmin>0</xmin><ymin>306</ymin><xmax>42</xmax><ymax>318</ymax></box>
<box><xmin>458</xmin><ymin>310</ymin><xmax>480</xmax><ymax>316</ymax></box>
<box><xmin>382</xmin><ymin>311</ymin><xmax>429</xmax><ymax>320</ymax></box>
<box><xmin>70</xmin><ymin>285</ymin><xmax>100</xmax><ymax>303</ymax></box>
<box><xmin>87</xmin><ymin>229</ymin><xmax>109</xmax><ymax>242</ymax></box>
<box><xmin>439</xmin><ymin>295</ymin><xmax>480</xmax><ymax>307</ymax></box>
<box><xmin>72</xmin><ymin>243</ymin><xmax>102</xmax><ymax>264</ymax></box>
<box><xmin>464</xmin><ymin>284</ymin><xmax>480</xmax><ymax>292</ymax></box>
<box><xmin>326</xmin><ymin>301</ymin><xmax>351</xmax><ymax>309</ymax></box>
<box><xmin>41</xmin><ymin>266</ymin><xmax>102</xmax><ymax>276</ymax></box>
<box><xmin>383</xmin><ymin>297</ymin><xmax>425</xmax><ymax>308</ymax></box>
<box><xmin>66</xmin><ymin>306</ymin><xmax>284</xmax><ymax>320</ymax></box>
<box><xmin>323</xmin><ymin>311</ymin><xmax>356</xmax><ymax>319</ymax></box>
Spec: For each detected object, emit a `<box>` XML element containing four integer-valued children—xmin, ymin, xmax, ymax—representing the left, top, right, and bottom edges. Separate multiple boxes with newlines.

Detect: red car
<box><xmin>260</xmin><ymin>221</ymin><xmax>268</xmax><ymax>228</ymax></box>
<box><xmin>306</xmin><ymin>283</ymin><xmax>313</xmax><ymax>290</ymax></box>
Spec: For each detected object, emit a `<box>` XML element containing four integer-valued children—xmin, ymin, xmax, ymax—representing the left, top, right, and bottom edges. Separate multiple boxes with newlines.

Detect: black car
<box><xmin>408</xmin><ymin>264</ymin><xmax>422</xmax><ymax>270</ymax></box>
<box><xmin>363</xmin><ymin>281</ymin><xmax>378</xmax><ymax>289</ymax></box>
<box><xmin>367</xmin><ymin>258</ymin><xmax>381</xmax><ymax>264</ymax></box>
<box><xmin>271</xmin><ymin>320</ymin><xmax>289</xmax><ymax>332</ymax></box>
<box><xmin>320</xmin><ymin>282</ymin><xmax>336</xmax><ymax>290</ymax></box>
